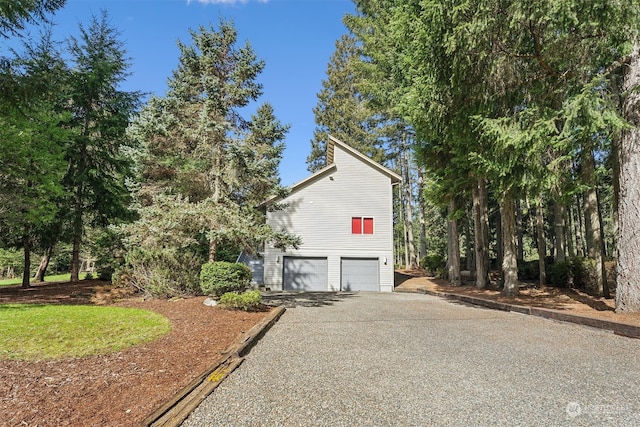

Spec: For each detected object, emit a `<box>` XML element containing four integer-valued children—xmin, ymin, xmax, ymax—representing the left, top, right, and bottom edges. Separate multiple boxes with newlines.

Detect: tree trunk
<box><xmin>616</xmin><ymin>43</ymin><xmax>640</xmax><ymax>312</ymax></box>
<box><xmin>464</xmin><ymin>204</ymin><xmax>474</xmax><ymax>272</ymax></box>
<box><xmin>34</xmin><ymin>246</ymin><xmax>53</xmax><ymax>282</ymax></box>
<box><xmin>496</xmin><ymin>206</ymin><xmax>503</xmax><ymax>271</ymax></box>
<box><xmin>501</xmin><ymin>193</ymin><xmax>519</xmax><ymax>296</ymax></box>
<box><xmin>553</xmin><ymin>195</ymin><xmax>567</xmax><ymax>264</ymax></box>
<box><xmin>400</xmin><ymin>185</ymin><xmax>409</xmax><ymax>268</ymax></box>
<box><xmin>582</xmin><ymin>148</ymin><xmax>609</xmax><ymax>297</ymax></box>
<box><xmin>402</xmin><ymin>134</ymin><xmax>418</xmax><ymax>269</ymax></box>
<box><xmin>473</xmin><ymin>177</ymin><xmax>490</xmax><ymax>289</ymax></box>
<box><xmin>597</xmin><ymin>195</ymin><xmax>609</xmax><ymax>258</ymax></box>
<box><xmin>70</xmin><ymin>194</ymin><xmax>82</xmax><ymax>282</ymax></box>
<box><xmin>516</xmin><ymin>198</ymin><xmax>524</xmax><ymax>261</ymax></box>
<box><xmin>70</xmin><ymin>229</ymin><xmax>81</xmax><ymax>282</ymax></box>
<box><xmin>70</xmin><ymin>153</ymin><xmax>85</xmax><ymax>283</ymax></box>
<box><xmin>22</xmin><ymin>234</ymin><xmax>31</xmax><ymax>289</ymax></box>
<box><xmin>574</xmin><ymin>194</ymin><xmax>586</xmax><ymax>257</ymax></box>
<box><xmin>417</xmin><ymin>167</ymin><xmax>427</xmax><ymax>261</ymax></box>
<box><xmin>566</xmin><ymin>205</ymin><xmax>576</xmax><ymax>258</ymax></box>
<box><xmin>536</xmin><ymin>201</ymin><xmax>547</xmax><ymax>286</ymax></box>
<box><xmin>447</xmin><ymin>199</ymin><xmax>461</xmax><ymax>286</ymax></box>
<box><xmin>209</xmin><ymin>142</ymin><xmax>223</xmax><ymax>263</ymax></box>
<box><xmin>612</xmin><ymin>134</ymin><xmax>620</xmax><ymax>258</ymax></box>
<box><xmin>208</xmin><ymin>236</ymin><xmax>217</xmax><ymax>262</ymax></box>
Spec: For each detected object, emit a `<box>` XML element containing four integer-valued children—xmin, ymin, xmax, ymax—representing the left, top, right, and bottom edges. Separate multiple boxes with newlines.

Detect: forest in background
<box><xmin>308</xmin><ymin>0</ymin><xmax>640</xmax><ymax>311</ymax></box>
<box><xmin>3</xmin><ymin>0</ymin><xmax>640</xmax><ymax>312</ymax></box>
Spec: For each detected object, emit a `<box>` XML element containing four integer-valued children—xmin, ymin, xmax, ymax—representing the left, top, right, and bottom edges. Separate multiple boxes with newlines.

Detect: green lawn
<box><xmin>0</xmin><ymin>304</ymin><xmax>171</xmax><ymax>360</ymax></box>
<box><xmin>0</xmin><ymin>273</ymin><xmax>72</xmax><ymax>287</ymax></box>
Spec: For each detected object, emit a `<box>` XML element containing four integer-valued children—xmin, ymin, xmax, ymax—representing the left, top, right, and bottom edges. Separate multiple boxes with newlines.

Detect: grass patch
<box><xmin>0</xmin><ymin>304</ymin><xmax>171</xmax><ymax>361</ymax></box>
<box><xmin>0</xmin><ymin>273</ymin><xmax>72</xmax><ymax>287</ymax></box>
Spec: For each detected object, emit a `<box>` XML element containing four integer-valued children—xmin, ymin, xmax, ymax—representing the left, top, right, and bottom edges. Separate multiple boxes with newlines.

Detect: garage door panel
<box><xmin>283</xmin><ymin>257</ymin><xmax>327</xmax><ymax>291</ymax></box>
<box><xmin>341</xmin><ymin>258</ymin><xmax>379</xmax><ymax>292</ymax></box>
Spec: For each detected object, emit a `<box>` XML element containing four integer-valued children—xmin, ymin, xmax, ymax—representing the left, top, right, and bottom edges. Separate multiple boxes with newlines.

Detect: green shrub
<box><xmin>517</xmin><ymin>260</ymin><xmax>539</xmax><ymax>281</ymax></box>
<box><xmin>90</xmin><ymin>228</ymin><xmax>127</xmax><ymax>282</ymax></box>
<box><xmin>549</xmin><ymin>261</ymin><xmax>573</xmax><ymax>288</ymax></box>
<box><xmin>571</xmin><ymin>257</ymin><xmax>598</xmax><ymax>290</ymax></box>
<box><xmin>200</xmin><ymin>261</ymin><xmax>252</xmax><ymax>298</ymax></box>
<box><xmin>548</xmin><ymin>257</ymin><xmax>600</xmax><ymax>290</ymax></box>
<box><xmin>219</xmin><ymin>290</ymin><xmax>262</xmax><ymax>311</ymax></box>
<box><xmin>420</xmin><ymin>254</ymin><xmax>446</xmax><ymax>276</ymax></box>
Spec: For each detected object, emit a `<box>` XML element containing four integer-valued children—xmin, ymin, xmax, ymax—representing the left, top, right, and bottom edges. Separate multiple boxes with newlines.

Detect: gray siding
<box><xmin>264</xmin><ymin>140</ymin><xmax>396</xmax><ymax>292</ymax></box>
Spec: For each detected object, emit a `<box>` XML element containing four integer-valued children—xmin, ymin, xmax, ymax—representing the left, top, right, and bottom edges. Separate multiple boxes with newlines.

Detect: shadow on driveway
<box><xmin>262</xmin><ymin>291</ymin><xmax>356</xmax><ymax>308</ymax></box>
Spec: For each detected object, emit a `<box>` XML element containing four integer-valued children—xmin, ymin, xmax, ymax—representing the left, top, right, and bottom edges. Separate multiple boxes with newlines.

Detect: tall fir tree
<box><xmin>308</xmin><ymin>33</ymin><xmax>388</xmax><ymax>172</ymax></box>
<box><xmin>65</xmin><ymin>11</ymin><xmax>140</xmax><ymax>281</ymax></box>
<box><xmin>0</xmin><ymin>29</ymin><xmax>69</xmax><ymax>287</ymax></box>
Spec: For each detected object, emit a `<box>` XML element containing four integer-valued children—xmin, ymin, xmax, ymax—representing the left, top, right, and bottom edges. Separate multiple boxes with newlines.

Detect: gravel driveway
<box><xmin>183</xmin><ymin>292</ymin><xmax>640</xmax><ymax>426</ymax></box>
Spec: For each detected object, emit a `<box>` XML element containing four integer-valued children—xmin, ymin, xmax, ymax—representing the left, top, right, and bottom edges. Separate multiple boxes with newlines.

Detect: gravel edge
<box><xmin>143</xmin><ymin>305</ymin><xmax>286</xmax><ymax>427</ymax></box>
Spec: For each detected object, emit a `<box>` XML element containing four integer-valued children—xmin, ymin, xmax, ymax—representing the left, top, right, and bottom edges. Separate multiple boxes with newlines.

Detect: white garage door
<box><xmin>341</xmin><ymin>258</ymin><xmax>379</xmax><ymax>292</ymax></box>
<box><xmin>283</xmin><ymin>257</ymin><xmax>328</xmax><ymax>291</ymax></box>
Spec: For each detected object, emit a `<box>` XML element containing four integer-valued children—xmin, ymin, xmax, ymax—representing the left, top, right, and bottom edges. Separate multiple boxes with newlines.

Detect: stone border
<box><xmin>142</xmin><ymin>305</ymin><xmax>286</xmax><ymax>427</ymax></box>
<box><xmin>407</xmin><ymin>287</ymin><xmax>640</xmax><ymax>339</ymax></box>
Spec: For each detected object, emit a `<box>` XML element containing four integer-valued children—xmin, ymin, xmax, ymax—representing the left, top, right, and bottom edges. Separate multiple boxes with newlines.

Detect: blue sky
<box><xmin>24</xmin><ymin>0</ymin><xmax>356</xmax><ymax>186</ymax></box>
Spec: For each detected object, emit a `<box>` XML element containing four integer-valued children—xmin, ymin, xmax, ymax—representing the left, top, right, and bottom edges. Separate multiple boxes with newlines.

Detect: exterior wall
<box><xmin>264</xmin><ymin>142</ymin><xmax>395</xmax><ymax>292</ymax></box>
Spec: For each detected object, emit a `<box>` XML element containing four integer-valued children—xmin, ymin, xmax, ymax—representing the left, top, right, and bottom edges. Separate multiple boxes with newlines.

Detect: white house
<box><xmin>262</xmin><ymin>136</ymin><xmax>401</xmax><ymax>292</ymax></box>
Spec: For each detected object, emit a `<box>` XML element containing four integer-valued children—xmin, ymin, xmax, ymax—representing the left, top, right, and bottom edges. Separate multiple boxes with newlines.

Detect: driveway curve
<box><xmin>183</xmin><ymin>292</ymin><xmax>640</xmax><ymax>426</ymax></box>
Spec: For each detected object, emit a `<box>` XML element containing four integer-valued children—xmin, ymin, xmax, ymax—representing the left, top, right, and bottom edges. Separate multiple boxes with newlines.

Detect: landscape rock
<box><xmin>203</xmin><ymin>298</ymin><xmax>217</xmax><ymax>307</ymax></box>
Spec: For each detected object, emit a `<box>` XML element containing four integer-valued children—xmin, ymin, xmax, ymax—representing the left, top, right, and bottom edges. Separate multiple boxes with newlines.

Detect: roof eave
<box><xmin>328</xmin><ymin>135</ymin><xmax>402</xmax><ymax>184</ymax></box>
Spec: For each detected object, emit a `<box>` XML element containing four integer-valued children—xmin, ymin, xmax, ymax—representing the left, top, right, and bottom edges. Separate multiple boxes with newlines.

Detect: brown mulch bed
<box><xmin>395</xmin><ymin>269</ymin><xmax>640</xmax><ymax>327</ymax></box>
<box><xmin>0</xmin><ymin>280</ymin><xmax>270</xmax><ymax>427</ymax></box>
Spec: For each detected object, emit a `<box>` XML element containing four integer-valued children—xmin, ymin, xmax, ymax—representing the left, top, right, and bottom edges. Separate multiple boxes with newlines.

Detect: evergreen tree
<box><xmin>120</xmin><ymin>19</ymin><xmax>298</xmax><ymax>296</ymax></box>
<box><xmin>65</xmin><ymin>11</ymin><xmax>140</xmax><ymax>281</ymax></box>
<box><xmin>348</xmin><ymin>0</ymin><xmax>639</xmax><ymax>296</ymax></box>
<box><xmin>0</xmin><ymin>0</ymin><xmax>65</xmax><ymax>37</ymax></box>
<box><xmin>0</xmin><ymin>29</ymin><xmax>69</xmax><ymax>287</ymax></box>
<box><xmin>308</xmin><ymin>33</ymin><xmax>388</xmax><ymax>172</ymax></box>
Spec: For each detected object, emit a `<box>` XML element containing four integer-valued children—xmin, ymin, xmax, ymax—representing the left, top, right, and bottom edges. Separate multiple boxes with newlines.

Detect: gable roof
<box><xmin>327</xmin><ymin>135</ymin><xmax>402</xmax><ymax>184</ymax></box>
<box><xmin>260</xmin><ymin>135</ymin><xmax>400</xmax><ymax>206</ymax></box>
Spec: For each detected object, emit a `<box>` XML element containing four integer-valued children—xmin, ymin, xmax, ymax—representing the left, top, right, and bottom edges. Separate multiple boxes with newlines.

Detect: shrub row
<box><xmin>548</xmin><ymin>257</ymin><xmax>599</xmax><ymax>290</ymax></box>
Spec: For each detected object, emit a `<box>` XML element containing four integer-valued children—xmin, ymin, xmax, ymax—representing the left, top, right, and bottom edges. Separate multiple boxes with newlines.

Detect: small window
<box><xmin>363</xmin><ymin>217</ymin><xmax>374</xmax><ymax>234</ymax></box>
<box><xmin>352</xmin><ymin>217</ymin><xmax>362</xmax><ymax>234</ymax></box>
<box><xmin>352</xmin><ymin>217</ymin><xmax>374</xmax><ymax>234</ymax></box>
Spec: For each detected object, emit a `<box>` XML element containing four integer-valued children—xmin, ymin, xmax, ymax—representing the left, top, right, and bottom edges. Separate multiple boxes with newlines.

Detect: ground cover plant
<box><xmin>219</xmin><ymin>290</ymin><xmax>262</xmax><ymax>311</ymax></box>
<box><xmin>0</xmin><ymin>303</ymin><xmax>171</xmax><ymax>360</ymax></box>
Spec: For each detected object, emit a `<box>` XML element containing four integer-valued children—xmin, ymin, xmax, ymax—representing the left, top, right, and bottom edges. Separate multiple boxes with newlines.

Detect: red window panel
<box><xmin>352</xmin><ymin>217</ymin><xmax>362</xmax><ymax>234</ymax></box>
<box><xmin>363</xmin><ymin>217</ymin><xmax>374</xmax><ymax>234</ymax></box>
